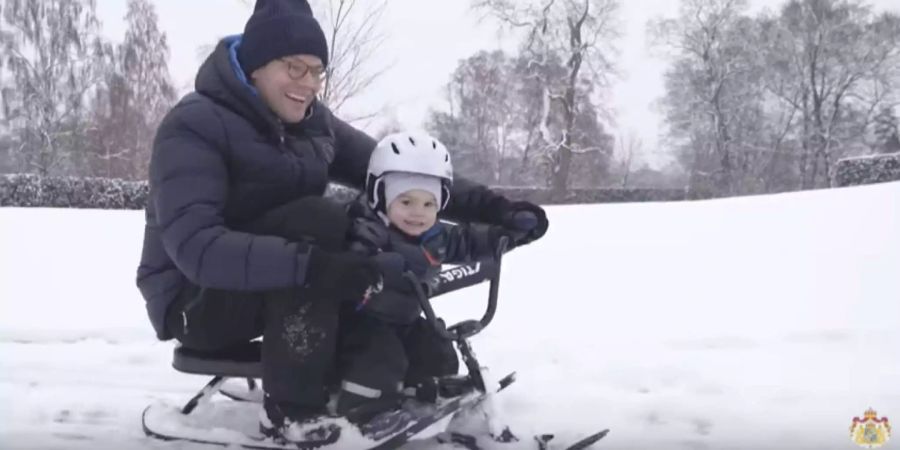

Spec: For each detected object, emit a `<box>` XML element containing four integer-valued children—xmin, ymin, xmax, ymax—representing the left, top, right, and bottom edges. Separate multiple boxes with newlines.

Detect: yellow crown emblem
<box><xmin>851</xmin><ymin>408</ymin><xmax>891</xmax><ymax>448</ymax></box>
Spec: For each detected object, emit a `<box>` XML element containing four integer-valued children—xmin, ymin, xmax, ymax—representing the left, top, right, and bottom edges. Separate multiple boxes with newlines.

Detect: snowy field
<box><xmin>1</xmin><ymin>182</ymin><xmax>898</xmax><ymax>450</ymax></box>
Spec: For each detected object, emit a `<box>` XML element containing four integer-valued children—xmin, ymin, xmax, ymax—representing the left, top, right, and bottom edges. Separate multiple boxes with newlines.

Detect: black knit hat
<box><xmin>238</xmin><ymin>0</ymin><xmax>329</xmax><ymax>75</ymax></box>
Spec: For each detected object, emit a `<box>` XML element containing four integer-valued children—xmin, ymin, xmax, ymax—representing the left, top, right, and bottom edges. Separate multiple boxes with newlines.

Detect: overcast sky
<box><xmin>95</xmin><ymin>0</ymin><xmax>900</xmax><ymax>168</ymax></box>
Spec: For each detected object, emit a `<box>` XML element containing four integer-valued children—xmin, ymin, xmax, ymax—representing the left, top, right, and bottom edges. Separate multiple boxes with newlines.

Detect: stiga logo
<box><xmin>851</xmin><ymin>408</ymin><xmax>891</xmax><ymax>448</ymax></box>
<box><xmin>438</xmin><ymin>262</ymin><xmax>481</xmax><ymax>282</ymax></box>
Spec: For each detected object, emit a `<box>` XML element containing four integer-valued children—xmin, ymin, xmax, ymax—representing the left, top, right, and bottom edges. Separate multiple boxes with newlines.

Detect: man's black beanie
<box><xmin>238</xmin><ymin>0</ymin><xmax>329</xmax><ymax>75</ymax></box>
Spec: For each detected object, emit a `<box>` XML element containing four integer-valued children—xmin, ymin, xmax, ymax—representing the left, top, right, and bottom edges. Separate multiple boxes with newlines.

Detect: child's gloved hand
<box><xmin>499</xmin><ymin>201</ymin><xmax>549</xmax><ymax>247</ymax></box>
<box><xmin>509</xmin><ymin>210</ymin><xmax>539</xmax><ymax>230</ymax></box>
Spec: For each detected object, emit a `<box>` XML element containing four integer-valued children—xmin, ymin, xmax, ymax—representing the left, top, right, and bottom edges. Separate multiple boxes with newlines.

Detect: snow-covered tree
<box><xmin>653</xmin><ymin>0</ymin><xmax>900</xmax><ymax>196</ymax></box>
<box><xmin>472</xmin><ymin>0</ymin><xmax>621</xmax><ymax>193</ymax></box>
<box><xmin>757</xmin><ymin>0</ymin><xmax>900</xmax><ymax>188</ymax></box>
<box><xmin>0</xmin><ymin>0</ymin><xmax>110</xmax><ymax>175</ymax></box>
<box><xmin>426</xmin><ymin>51</ymin><xmax>517</xmax><ymax>185</ymax></box>
<box><xmin>652</xmin><ymin>0</ymin><xmax>778</xmax><ymax>196</ymax></box>
<box><xmin>872</xmin><ymin>106</ymin><xmax>900</xmax><ymax>154</ymax></box>
<box><xmin>88</xmin><ymin>0</ymin><xmax>175</xmax><ymax>180</ymax></box>
<box><xmin>426</xmin><ymin>50</ymin><xmax>614</xmax><ymax>188</ymax></box>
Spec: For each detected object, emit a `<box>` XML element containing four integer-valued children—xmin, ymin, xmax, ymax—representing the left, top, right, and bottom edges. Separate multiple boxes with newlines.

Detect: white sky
<box><xmin>95</xmin><ymin>0</ymin><xmax>900</xmax><ymax>168</ymax></box>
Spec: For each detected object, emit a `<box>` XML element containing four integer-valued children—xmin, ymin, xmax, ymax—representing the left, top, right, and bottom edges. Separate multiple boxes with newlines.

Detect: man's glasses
<box><xmin>281</xmin><ymin>58</ymin><xmax>326</xmax><ymax>82</ymax></box>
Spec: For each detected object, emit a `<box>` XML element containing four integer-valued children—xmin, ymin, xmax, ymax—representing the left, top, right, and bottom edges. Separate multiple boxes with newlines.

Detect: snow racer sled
<box><xmin>141</xmin><ymin>238</ymin><xmax>609</xmax><ymax>449</ymax></box>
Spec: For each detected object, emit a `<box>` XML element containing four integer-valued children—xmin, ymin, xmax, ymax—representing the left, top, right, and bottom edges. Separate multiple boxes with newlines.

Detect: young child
<box><xmin>333</xmin><ymin>132</ymin><xmax>514</xmax><ymax>436</ymax></box>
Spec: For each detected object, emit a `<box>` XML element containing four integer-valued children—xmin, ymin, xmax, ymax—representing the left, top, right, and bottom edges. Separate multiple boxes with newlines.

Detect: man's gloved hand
<box><xmin>354</xmin><ymin>252</ymin><xmax>422</xmax><ymax>324</ymax></box>
<box><xmin>369</xmin><ymin>252</ymin><xmax>410</xmax><ymax>291</ymax></box>
<box><xmin>304</xmin><ymin>248</ymin><xmax>383</xmax><ymax>303</ymax></box>
<box><xmin>498</xmin><ymin>201</ymin><xmax>549</xmax><ymax>247</ymax></box>
<box><xmin>347</xmin><ymin>216</ymin><xmax>390</xmax><ymax>254</ymax></box>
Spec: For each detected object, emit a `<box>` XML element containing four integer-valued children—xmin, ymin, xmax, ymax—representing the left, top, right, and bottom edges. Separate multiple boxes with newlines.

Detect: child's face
<box><xmin>386</xmin><ymin>189</ymin><xmax>439</xmax><ymax>237</ymax></box>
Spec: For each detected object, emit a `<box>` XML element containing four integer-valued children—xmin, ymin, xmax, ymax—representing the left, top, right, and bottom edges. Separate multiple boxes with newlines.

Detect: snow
<box><xmin>838</xmin><ymin>152</ymin><xmax>900</xmax><ymax>162</ymax></box>
<box><xmin>2</xmin><ymin>182</ymin><xmax>899</xmax><ymax>449</ymax></box>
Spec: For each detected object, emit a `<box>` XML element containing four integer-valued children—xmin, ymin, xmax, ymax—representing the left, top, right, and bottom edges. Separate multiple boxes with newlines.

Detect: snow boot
<box><xmin>336</xmin><ymin>391</ymin><xmax>415</xmax><ymax>441</ymax></box>
<box><xmin>260</xmin><ymin>399</ymin><xmax>341</xmax><ymax>445</ymax></box>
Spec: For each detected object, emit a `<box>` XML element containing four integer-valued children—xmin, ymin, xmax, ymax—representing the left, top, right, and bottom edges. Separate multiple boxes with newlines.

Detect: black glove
<box><xmin>498</xmin><ymin>201</ymin><xmax>549</xmax><ymax>247</ymax></box>
<box><xmin>304</xmin><ymin>248</ymin><xmax>383</xmax><ymax>303</ymax></box>
<box><xmin>355</xmin><ymin>252</ymin><xmax>422</xmax><ymax>324</ymax></box>
<box><xmin>369</xmin><ymin>252</ymin><xmax>411</xmax><ymax>292</ymax></box>
<box><xmin>347</xmin><ymin>216</ymin><xmax>390</xmax><ymax>254</ymax></box>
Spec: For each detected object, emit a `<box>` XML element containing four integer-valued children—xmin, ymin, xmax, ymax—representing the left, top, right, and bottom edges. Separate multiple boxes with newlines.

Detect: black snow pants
<box><xmin>335</xmin><ymin>312</ymin><xmax>459</xmax><ymax>412</ymax></box>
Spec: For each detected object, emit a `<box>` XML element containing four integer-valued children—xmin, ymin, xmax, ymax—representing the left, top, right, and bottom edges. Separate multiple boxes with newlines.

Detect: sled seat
<box><xmin>172</xmin><ymin>341</ymin><xmax>262</xmax><ymax>379</ymax></box>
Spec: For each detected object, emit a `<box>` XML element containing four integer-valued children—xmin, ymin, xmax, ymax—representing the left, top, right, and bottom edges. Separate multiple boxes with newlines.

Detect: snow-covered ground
<box><xmin>1</xmin><ymin>182</ymin><xmax>898</xmax><ymax>450</ymax></box>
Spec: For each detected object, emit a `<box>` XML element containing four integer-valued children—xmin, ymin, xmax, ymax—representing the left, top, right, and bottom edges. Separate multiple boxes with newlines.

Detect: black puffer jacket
<box><xmin>137</xmin><ymin>36</ymin><xmax>511</xmax><ymax>340</ymax></box>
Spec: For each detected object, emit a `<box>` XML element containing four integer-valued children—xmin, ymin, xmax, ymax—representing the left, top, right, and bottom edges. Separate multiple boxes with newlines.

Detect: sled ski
<box><xmin>535</xmin><ymin>429</ymin><xmax>610</xmax><ymax>450</ymax></box>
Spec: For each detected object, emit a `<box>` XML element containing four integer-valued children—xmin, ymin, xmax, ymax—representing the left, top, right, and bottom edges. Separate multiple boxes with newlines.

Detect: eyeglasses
<box><xmin>281</xmin><ymin>58</ymin><xmax>326</xmax><ymax>82</ymax></box>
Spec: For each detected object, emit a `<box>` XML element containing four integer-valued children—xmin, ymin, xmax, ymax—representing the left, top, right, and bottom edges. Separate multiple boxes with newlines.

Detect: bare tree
<box><xmin>473</xmin><ymin>0</ymin><xmax>622</xmax><ymax>193</ymax></box>
<box><xmin>312</xmin><ymin>0</ymin><xmax>389</xmax><ymax>121</ymax></box>
<box><xmin>371</xmin><ymin>110</ymin><xmax>404</xmax><ymax>141</ymax></box>
<box><xmin>615</xmin><ymin>131</ymin><xmax>642</xmax><ymax>188</ymax></box>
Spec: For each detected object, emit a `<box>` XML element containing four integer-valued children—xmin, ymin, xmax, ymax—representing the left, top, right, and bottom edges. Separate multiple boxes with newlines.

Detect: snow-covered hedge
<box><xmin>0</xmin><ymin>174</ymin><xmax>362</xmax><ymax>209</ymax></box>
<box><xmin>0</xmin><ymin>174</ymin><xmax>686</xmax><ymax>209</ymax></box>
<box><xmin>834</xmin><ymin>153</ymin><xmax>900</xmax><ymax>187</ymax></box>
<box><xmin>0</xmin><ymin>174</ymin><xmax>149</xmax><ymax>209</ymax></box>
<box><xmin>495</xmin><ymin>187</ymin><xmax>686</xmax><ymax>204</ymax></box>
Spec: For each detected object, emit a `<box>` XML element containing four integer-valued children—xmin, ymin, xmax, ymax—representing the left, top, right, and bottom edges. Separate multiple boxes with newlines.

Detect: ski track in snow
<box><xmin>4</xmin><ymin>328</ymin><xmax>895</xmax><ymax>449</ymax></box>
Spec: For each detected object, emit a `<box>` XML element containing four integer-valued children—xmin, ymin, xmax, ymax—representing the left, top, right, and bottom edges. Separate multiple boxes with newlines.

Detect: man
<box><xmin>136</xmin><ymin>0</ymin><xmax>548</xmax><ymax>444</ymax></box>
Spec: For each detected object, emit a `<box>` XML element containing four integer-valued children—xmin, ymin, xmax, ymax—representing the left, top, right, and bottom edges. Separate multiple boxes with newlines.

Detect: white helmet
<box><xmin>366</xmin><ymin>131</ymin><xmax>453</xmax><ymax>212</ymax></box>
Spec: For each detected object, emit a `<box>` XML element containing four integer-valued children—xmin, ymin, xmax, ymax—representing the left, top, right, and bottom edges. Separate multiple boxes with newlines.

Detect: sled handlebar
<box><xmin>403</xmin><ymin>237</ymin><xmax>509</xmax><ymax>341</ymax></box>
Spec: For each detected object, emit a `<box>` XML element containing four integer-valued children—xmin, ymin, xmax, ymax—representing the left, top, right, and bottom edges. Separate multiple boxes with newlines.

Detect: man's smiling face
<box><xmin>251</xmin><ymin>54</ymin><xmax>324</xmax><ymax>124</ymax></box>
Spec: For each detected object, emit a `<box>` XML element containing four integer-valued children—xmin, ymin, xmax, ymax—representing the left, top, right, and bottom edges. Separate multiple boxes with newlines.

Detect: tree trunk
<box><xmin>552</xmin><ymin>7</ymin><xmax>588</xmax><ymax>195</ymax></box>
<box><xmin>552</xmin><ymin>145</ymin><xmax>573</xmax><ymax>193</ymax></box>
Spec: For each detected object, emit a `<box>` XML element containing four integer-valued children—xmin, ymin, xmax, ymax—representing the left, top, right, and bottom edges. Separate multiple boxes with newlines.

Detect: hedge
<box><xmin>834</xmin><ymin>153</ymin><xmax>900</xmax><ymax>187</ymax></box>
<box><xmin>0</xmin><ymin>174</ymin><xmax>687</xmax><ymax>209</ymax></box>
